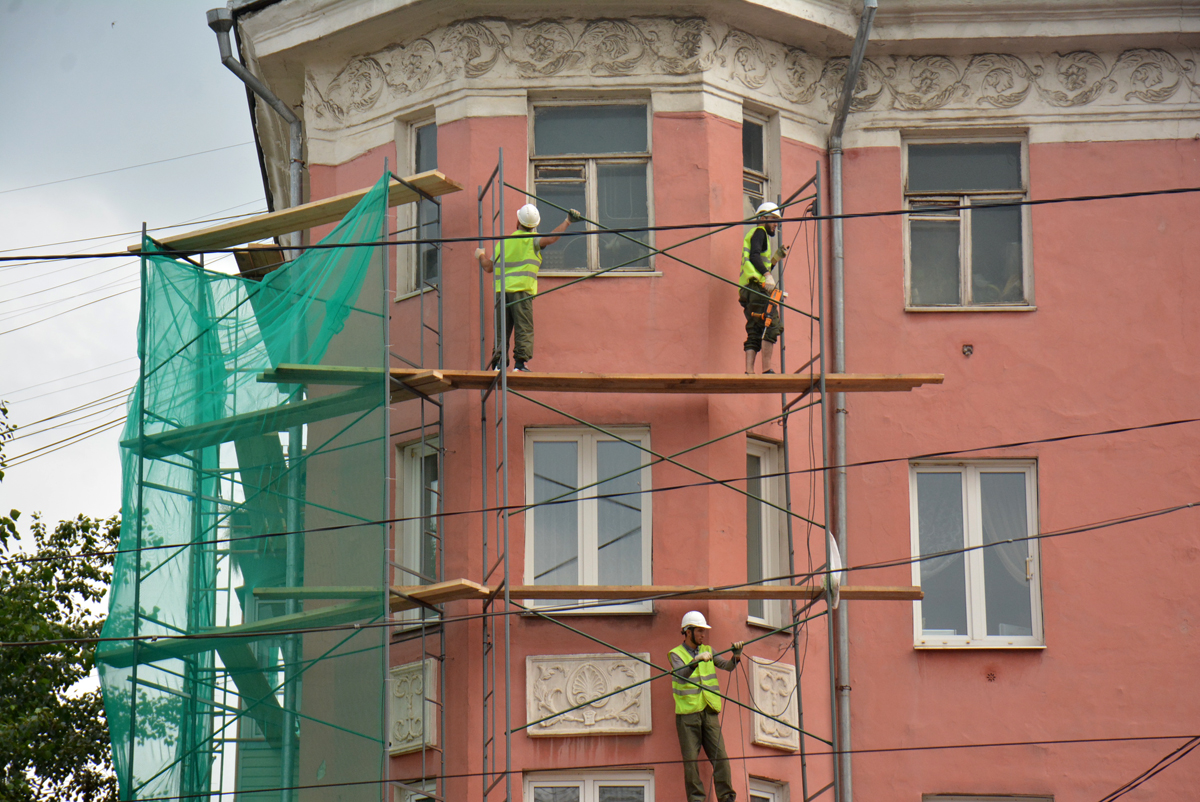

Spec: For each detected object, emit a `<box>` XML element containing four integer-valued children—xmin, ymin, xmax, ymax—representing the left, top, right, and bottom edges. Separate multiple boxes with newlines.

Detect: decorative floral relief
<box><xmin>389</xmin><ymin>660</ymin><xmax>436</xmax><ymax>754</ymax></box>
<box><xmin>302</xmin><ymin>15</ymin><xmax>1200</xmax><ymax>128</ymax></box>
<box><xmin>526</xmin><ymin>653</ymin><xmax>651</xmax><ymax>736</ymax></box>
<box><xmin>749</xmin><ymin>657</ymin><xmax>798</xmax><ymax>752</ymax></box>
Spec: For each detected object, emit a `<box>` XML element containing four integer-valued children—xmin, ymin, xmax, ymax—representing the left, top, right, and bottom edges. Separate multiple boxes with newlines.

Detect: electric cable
<box><xmin>0</xmin><ymin>286</ymin><xmax>138</xmax><ymax>337</ymax></box>
<box><xmin>3</xmin><ymin>182</ymin><xmax>1200</xmax><ymax>262</ymax></box>
<box><xmin>1097</xmin><ymin>736</ymin><xmax>1200</xmax><ymax>802</ymax></box>
<box><xmin>4</xmin><ymin>370</ymin><xmax>135</xmax><ymax>403</ymax></box>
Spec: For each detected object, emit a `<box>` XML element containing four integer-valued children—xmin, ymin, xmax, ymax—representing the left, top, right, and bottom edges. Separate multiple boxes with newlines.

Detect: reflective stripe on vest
<box><xmin>494</xmin><ymin>231</ymin><xmax>541</xmax><ymax>294</ymax></box>
<box><xmin>739</xmin><ymin>225</ymin><xmax>773</xmax><ymax>287</ymax></box>
<box><xmin>669</xmin><ymin>644</ymin><xmax>722</xmax><ymax>714</ymax></box>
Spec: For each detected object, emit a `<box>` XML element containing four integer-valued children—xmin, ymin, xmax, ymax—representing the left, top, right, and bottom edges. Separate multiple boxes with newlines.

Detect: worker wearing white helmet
<box><xmin>668</xmin><ymin>610</ymin><xmax>744</xmax><ymax>802</ymax></box>
<box><xmin>475</xmin><ymin>203</ymin><xmax>580</xmax><ymax>371</ymax></box>
<box><xmin>738</xmin><ymin>201</ymin><xmax>787</xmax><ymax>374</ymax></box>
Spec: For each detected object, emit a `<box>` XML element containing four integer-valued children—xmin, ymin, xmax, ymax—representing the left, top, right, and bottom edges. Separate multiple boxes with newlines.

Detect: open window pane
<box><xmin>595</xmin><ymin>440</ymin><xmax>643</xmax><ymax>586</ymax></box>
<box><xmin>535</xmin><ymin>179</ymin><xmax>587</xmax><ymax>271</ymax></box>
<box><xmin>908</xmin><ymin>143</ymin><xmax>1021</xmax><ymax>192</ymax></box>
<box><xmin>910</xmin><ymin>219</ymin><xmax>960</xmax><ymax>305</ymax></box>
<box><xmin>979</xmin><ymin>472</ymin><xmax>1034</xmax><ymax>637</ymax></box>
<box><xmin>533</xmin><ymin>441</ymin><xmax>580</xmax><ymax>586</ymax></box>
<box><xmin>414</xmin><ymin>123</ymin><xmax>439</xmax><ymax>285</ymax></box>
<box><xmin>917</xmin><ymin>472</ymin><xmax>968</xmax><ymax>636</ymax></box>
<box><xmin>746</xmin><ymin>454</ymin><xmax>765</xmax><ymax>620</ymax></box>
<box><xmin>419</xmin><ymin>452</ymin><xmax>439</xmax><ymax>585</ymax></box>
<box><xmin>534</xmin><ymin>105</ymin><xmax>647</xmax><ymax>155</ymax></box>
<box><xmin>971</xmin><ymin>204</ymin><xmax>1023</xmax><ymax>303</ymax></box>
<box><xmin>597</xmin><ymin>163</ymin><xmax>650</xmax><ymax>269</ymax></box>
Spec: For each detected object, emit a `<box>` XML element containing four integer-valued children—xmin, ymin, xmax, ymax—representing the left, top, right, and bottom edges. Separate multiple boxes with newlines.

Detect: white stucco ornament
<box><xmin>389</xmin><ymin>659</ymin><xmax>437</xmax><ymax>754</ymax></box>
<box><xmin>526</xmin><ymin>652</ymin><xmax>652</xmax><ymax>736</ymax></box>
<box><xmin>749</xmin><ymin>656</ymin><xmax>800</xmax><ymax>751</ymax></box>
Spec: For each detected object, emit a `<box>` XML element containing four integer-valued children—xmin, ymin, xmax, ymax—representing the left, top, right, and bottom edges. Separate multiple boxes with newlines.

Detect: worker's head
<box><xmin>756</xmin><ymin>201</ymin><xmax>782</xmax><ymax>235</ymax></box>
<box><xmin>681</xmin><ymin>610</ymin><xmax>711</xmax><ymax>646</ymax></box>
<box><xmin>517</xmin><ymin>203</ymin><xmax>541</xmax><ymax>231</ymax></box>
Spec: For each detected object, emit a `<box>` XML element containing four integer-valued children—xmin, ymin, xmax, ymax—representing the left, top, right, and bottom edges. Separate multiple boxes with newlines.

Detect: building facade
<box><xmin>224</xmin><ymin>1</ymin><xmax>1200</xmax><ymax>801</ymax></box>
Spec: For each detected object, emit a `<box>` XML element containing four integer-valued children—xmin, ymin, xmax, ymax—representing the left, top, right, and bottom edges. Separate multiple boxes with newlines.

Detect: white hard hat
<box><xmin>681</xmin><ymin>610</ymin><xmax>711</xmax><ymax>631</ymax></box>
<box><xmin>756</xmin><ymin>201</ymin><xmax>781</xmax><ymax>219</ymax></box>
<box><xmin>517</xmin><ymin>203</ymin><xmax>541</xmax><ymax>229</ymax></box>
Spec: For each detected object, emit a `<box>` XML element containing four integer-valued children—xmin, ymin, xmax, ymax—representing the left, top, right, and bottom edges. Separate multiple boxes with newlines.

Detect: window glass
<box><xmin>743</xmin><ymin>120</ymin><xmax>764</xmax><ymax>173</ymax></box>
<box><xmin>596</xmin><ymin>441</ymin><xmax>643</xmax><ymax>586</ymax></box>
<box><xmin>746</xmin><ymin>454</ymin><xmax>765</xmax><ymax>620</ymax></box>
<box><xmin>534</xmin><ymin>105</ymin><xmax>648</xmax><ymax>155</ymax></box>
<box><xmin>916</xmin><ymin>471</ymin><xmax>968</xmax><ymax>636</ymax></box>
<box><xmin>413</xmin><ymin>122</ymin><xmax>439</xmax><ymax>285</ymax></box>
<box><xmin>419</xmin><ymin>452</ymin><xmax>439</xmax><ymax>585</ymax></box>
<box><xmin>535</xmin><ymin>789</ymin><xmax>582</xmax><ymax>802</ymax></box>
<box><xmin>979</xmin><ymin>472</ymin><xmax>1033</xmax><ymax>637</ymax></box>
<box><xmin>597</xmin><ymin>163</ymin><xmax>650</xmax><ymax>269</ymax></box>
<box><xmin>908</xmin><ymin>142</ymin><xmax>1021</xmax><ymax>192</ymax></box>
<box><xmin>535</xmin><ymin>166</ymin><xmax>587</xmax><ymax>271</ymax></box>
<box><xmin>598</xmin><ymin>787</ymin><xmax>644</xmax><ymax>802</ymax></box>
<box><xmin>910</xmin><ymin>217</ymin><xmax>960</xmax><ymax>305</ymax></box>
<box><xmin>970</xmin><ymin>205</ymin><xmax>1023</xmax><ymax>303</ymax></box>
<box><xmin>533</xmin><ymin>441</ymin><xmax>580</xmax><ymax>586</ymax></box>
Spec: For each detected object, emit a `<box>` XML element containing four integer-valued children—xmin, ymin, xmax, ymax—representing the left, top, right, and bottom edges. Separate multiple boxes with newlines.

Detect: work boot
<box><xmin>514</xmin><ymin>361</ymin><xmax>531</xmax><ymax>372</ymax></box>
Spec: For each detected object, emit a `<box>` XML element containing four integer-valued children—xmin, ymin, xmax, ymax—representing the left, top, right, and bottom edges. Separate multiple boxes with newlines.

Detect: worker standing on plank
<box><xmin>669</xmin><ymin>610</ymin><xmax>744</xmax><ymax>802</ymax></box>
<box><xmin>739</xmin><ymin>202</ymin><xmax>787</xmax><ymax>374</ymax></box>
<box><xmin>475</xmin><ymin>203</ymin><xmax>579</xmax><ymax>372</ymax></box>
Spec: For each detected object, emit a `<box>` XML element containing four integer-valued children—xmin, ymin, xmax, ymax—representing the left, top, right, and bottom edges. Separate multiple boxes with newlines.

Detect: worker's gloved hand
<box><xmin>732</xmin><ymin>641</ymin><xmax>744</xmax><ymax>656</ymax></box>
<box><xmin>567</xmin><ymin>208</ymin><xmax>583</xmax><ymax>223</ymax></box>
<box><xmin>697</xmin><ymin>650</ymin><xmax>713</xmax><ymax>663</ymax></box>
<box><xmin>474</xmin><ymin>248</ymin><xmax>485</xmax><ymax>261</ymax></box>
<box><xmin>762</xmin><ymin>272</ymin><xmax>777</xmax><ymax>292</ymax></box>
<box><xmin>772</xmin><ymin>245</ymin><xmax>788</xmax><ymax>265</ymax></box>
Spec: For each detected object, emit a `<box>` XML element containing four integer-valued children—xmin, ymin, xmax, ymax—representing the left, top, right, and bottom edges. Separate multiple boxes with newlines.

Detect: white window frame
<box><xmin>529</xmin><ymin>100</ymin><xmax>654</xmax><ymax>274</ymax></box>
<box><xmin>909</xmin><ymin>460</ymin><xmax>1044</xmax><ymax>649</ymax></box>
<box><xmin>902</xmin><ymin>133</ymin><xmax>1034</xmax><ymax>311</ymax></box>
<box><xmin>924</xmin><ymin>797</ymin><xmax>1052</xmax><ymax>802</ymax></box>
<box><xmin>747</xmin><ymin>438</ymin><xmax>788</xmax><ymax>629</ymax></box>
<box><xmin>392</xmin><ymin>778</ymin><xmax>436</xmax><ymax>802</ymax></box>
<box><xmin>749</xmin><ymin>778</ymin><xmax>789</xmax><ymax>802</ymax></box>
<box><xmin>524</xmin><ymin>427</ymin><xmax>653</xmax><ymax>614</ymax></box>
<box><xmin>395</xmin><ymin>116</ymin><xmax>439</xmax><ymax>298</ymax></box>
<box><xmin>525</xmin><ymin>771</ymin><xmax>654</xmax><ymax>802</ymax></box>
<box><xmin>394</xmin><ymin>439</ymin><xmax>441</xmax><ymax>627</ymax></box>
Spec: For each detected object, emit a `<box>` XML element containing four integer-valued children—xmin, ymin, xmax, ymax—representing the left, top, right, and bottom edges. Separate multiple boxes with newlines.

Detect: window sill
<box><xmin>395</xmin><ymin>285</ymin><xmax>438</xmax><ymax>303</ymax></box>
<box><xmin>520</xmin><ymin>603</ymin><xmax>654</xmax><ymax>616</ymax></box>
<box><xmin>914</xmin><ymin>642</ymin><xmax>1045</xmax><ymax>650</ymax></box>
<box><xmin>747</xmin><ymin>618</ymin><xmax>791</xmax><ymax>632</ymax></box>
<box><xmin>905</xmin><ymin>304</ymin><xmax>1036</xmax><ymax>313</ymax></box>
<box><xmin>538</xmin><ymin>270</ymin><xmax>661</xmax><ymax>279</ymax></box>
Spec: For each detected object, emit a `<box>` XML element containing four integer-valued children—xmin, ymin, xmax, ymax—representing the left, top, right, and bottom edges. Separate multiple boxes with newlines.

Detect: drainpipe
<box><xmin>828</xmin><ymin>2</ymin><xmax>876</xmax><ymax>801</ymax></box>
<box><xmin>206</xmin><ymin>7</ymin><xmax>303</xmax><ymax>220</ymax></box>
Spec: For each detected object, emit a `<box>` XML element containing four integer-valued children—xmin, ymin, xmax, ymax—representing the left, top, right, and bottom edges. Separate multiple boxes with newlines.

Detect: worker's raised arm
<box><xmin>474</xmin><ymin>247</ymin><xmax>494</xmax><ymax>273</ymax></box>
<box><xmin>538</xmin><ymin>209</ymin><xmax>581</xmax><ymax>249</ymax></box>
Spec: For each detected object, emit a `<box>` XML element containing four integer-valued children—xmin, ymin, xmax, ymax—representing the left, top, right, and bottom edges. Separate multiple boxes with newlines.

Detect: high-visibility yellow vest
<box><xmin>494</xmin><ymin>230</ymin><xmax>541</xmax><ymax>294</ymax></box>
<box><xmin>739</xmin><ymin>225</ymin><xmax>773</xmax><ymax>287</ymax></box>
<box><xmin>670</xmin><ymin>644</ymin><xmax>722</xmax><ymax>714</ymax></box>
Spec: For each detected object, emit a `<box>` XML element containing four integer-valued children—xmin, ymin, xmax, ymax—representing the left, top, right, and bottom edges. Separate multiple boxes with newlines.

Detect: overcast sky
<box><xmin>0</xmin><ymin>0</ymin><xmax>266</xmax><ymax>538</ymax></box>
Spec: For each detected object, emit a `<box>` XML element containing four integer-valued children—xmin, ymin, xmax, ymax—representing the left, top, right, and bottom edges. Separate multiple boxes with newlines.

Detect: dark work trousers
<box><xmin>491</xmin><ymin>290</ymin><xmax>534</xmax><ymax>366</ymax></box>
<box><xmin>739</xmin><ymin>283</ymin><xmax>782</xmax><ymax>353</ymax></box>
<box><xmin>676</xmin><ymin>709</ymin><xmax>735</xmax><ymax>802</ymax></box>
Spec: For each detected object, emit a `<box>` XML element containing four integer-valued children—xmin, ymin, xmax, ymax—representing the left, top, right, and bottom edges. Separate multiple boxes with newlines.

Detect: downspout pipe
<box><xmin>207</xmin><ymin>7</ymin><xmax>303</xmax><ymax>217</ymax></box>
<box><xmin>828</xmin><ymin>2</ymin><xmax>876</xmax><ymax>801</ymax></box>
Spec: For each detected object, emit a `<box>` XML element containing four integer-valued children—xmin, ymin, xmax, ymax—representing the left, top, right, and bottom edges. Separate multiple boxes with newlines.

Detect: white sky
<box><xmin>0</xmin><ymin>0</ymin><xmax>266</xmax><ymax>538</ymax></box>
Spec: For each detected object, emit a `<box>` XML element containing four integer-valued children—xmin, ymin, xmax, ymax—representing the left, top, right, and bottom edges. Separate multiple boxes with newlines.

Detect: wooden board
<box><xmin>388</xmin><ymin>581</ymin><xmax>920</xmax><ymax>611</ymax></box>
<box><xmin>253</xmin><ymin>586</ymin><xmax>382</xmax><ymax>601</ymax></box>
<box><xmin>128</xmin><ymin>170</ymin><xmax>462</xmax><ymax>254</ymax></box>
<box><xmin>261</xmin><ymin>364</ymin><xmax>943</xmax><ymax>396</ymax></box>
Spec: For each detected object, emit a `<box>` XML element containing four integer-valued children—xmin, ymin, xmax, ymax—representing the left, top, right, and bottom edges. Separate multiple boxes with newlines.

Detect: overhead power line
<box><xmin>0</xmin><ymin>142</ymin><xmax>254</xmax><ymax>196</ymax></box>
<box><xmin>1</xmin><ymin>183</ymin><xmax>1199</xmax><ymax>262</ymax></box>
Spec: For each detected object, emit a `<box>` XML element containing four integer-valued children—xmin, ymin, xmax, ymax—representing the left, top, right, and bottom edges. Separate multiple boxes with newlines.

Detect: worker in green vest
<box><xmin>739</xmin><ymin>201</ymin><xmax>787</xmax><ymax>374</ymax></box>
<box><xmin>475</xmin><ymin>203</ymin><xmax>578</xmax><ymax>372</ymax></box>
<box><xmin>669</xmin><ymin>610</ymin><xmax>744</xmax><ymax>802</ymax></box>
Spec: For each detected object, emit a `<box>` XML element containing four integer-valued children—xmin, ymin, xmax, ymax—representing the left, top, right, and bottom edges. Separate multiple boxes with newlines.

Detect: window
<box><xmin>532</xmin><ymin>104</ymin><xmax>652</xmax><ymax>272</ymax></box>
<box><xmin>905</xmin><ymin>139</ymin><xmax>1031</xmax><ymax>308</ymax></box>
<box><xmin>749</xmin><ymin>778</ymin><xmax>788</xmax><ymax>802</ymax></box>
<box><xmin>397</xmin><ymin>119</ymin><xmax>439</xmax><ymax>294</ymax></box>
<box><xmin>924</xmin><ymin>797</ymin><xmax>1052</xmax><ymax>802</ymax></box>
<box><xmin>910</xmin><ymin>461</ymin><xmax>1043</xmax><ymax>647</ymax></box>
<box><xmin>526</xmin><ymin>772</ymin><xmax>653</xmax><ymax>802</ymax></box>
<box><xmin>395</xmin><ymin>440</ymin><xmax>440</xmax><ymax>624</ymax></box>
<box><xmin>393</xmin><ymin>779</ymin><xmax>436</xmax><ymax>802</ymax></box>
<box><xmin>743</xmin><ymin>115</ymin><xmax>767</xmax><ymax>220</ymax></box>
<box><xmin>525</xmin><ymin>428</ymin><xmax>652</xmax><ymax>612</ymax></box>
<box><xmin>747</xmin><ymin>439</ymin><xmax>789</xmax><ymax>628</ymax></box>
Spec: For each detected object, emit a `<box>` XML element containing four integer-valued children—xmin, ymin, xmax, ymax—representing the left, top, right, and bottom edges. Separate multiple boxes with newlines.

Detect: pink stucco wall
<box><xmin>839</xmin><ymin>137</ymin><xmax>1200</xmax><ymax>800</ymax></box>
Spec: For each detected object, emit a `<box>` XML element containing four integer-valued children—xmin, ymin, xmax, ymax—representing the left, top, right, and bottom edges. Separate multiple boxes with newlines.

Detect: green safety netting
<box><xmin>99</xmin><ymin>173</ymin><xmax>392</xmax><ymax>801</ymax></box>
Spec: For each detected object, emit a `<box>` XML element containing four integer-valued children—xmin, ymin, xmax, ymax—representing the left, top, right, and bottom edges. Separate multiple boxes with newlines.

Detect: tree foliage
<box><xmin>0</xmin><ymin>403</ymin><xmax>120</xmax><ymax>801</ymax></box>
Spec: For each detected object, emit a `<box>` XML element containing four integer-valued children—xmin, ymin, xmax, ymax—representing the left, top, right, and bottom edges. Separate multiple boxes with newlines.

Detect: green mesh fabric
<box><xmin>99</xmin><ymin>173</ymin><xmax>392</xmax><ymax>801</ymax></box>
